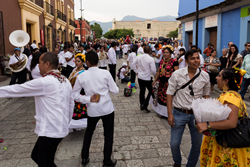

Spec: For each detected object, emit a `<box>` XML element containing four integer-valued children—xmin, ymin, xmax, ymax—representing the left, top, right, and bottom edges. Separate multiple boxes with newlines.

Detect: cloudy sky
<box><xmin>74</xmin><ymin>0</ymin><xmax>180</xmax><ymax>22</ymax></box>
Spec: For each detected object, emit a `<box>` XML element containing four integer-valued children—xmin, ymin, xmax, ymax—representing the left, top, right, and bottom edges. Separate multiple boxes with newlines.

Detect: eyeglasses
<box><xmin>189</xmin><ymin>85</ymin><xmax>194</xmax><ymax>96</ymax></box>
<box><xmin>247</xmin><ymin>45</ymin><xmax>250</xmax><ymax>47</ymax></box>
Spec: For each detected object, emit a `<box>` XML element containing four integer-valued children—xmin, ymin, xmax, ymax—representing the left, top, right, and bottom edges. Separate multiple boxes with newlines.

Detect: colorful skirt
<box><xmin>72</xmin><ymin>101</ymin><xmax>88</xmax><ymax>120</ymax></box>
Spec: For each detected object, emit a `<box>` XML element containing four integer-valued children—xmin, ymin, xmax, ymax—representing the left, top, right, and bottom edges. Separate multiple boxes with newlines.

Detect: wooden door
<box><xmin>209</xmin><ymin>27</ymin><xmax>217</xmax><ymax>50</ymax></box>
<box><xmin>188</xmin><ymin>32</ymin><xmax>193</xmax><ymax>45</ymax></box>
<box><xmin>26</xmin><ymin>23</ymin><xmax>32</xmax><ymax>44</ymax></box>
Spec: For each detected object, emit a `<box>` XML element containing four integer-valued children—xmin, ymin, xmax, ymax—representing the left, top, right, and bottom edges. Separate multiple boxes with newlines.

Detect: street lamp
<box><xmin>78</xmin><ymin>18</ymin><xmax>82</xmax><ymax>43</ymax></box>
<box><xmin>195</xmin><ymin>0</ymin><xmax>199</xmax><ymax>47</ymax></box>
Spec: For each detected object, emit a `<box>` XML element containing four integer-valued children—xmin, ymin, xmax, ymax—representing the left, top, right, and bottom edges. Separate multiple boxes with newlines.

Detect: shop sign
<box><xmin>185</xmin><ymin>21</ymin><xmax>193</xmax><ymax>32</ymax></box>
<box><xmin>241</xmin><ymin>6</ymin><xmax>250</xmax><ymax>18</ymax></box>
<box><xmin>205</xmin><ymin>15</ymin><xmax>218</xmax><ymax>28</ymax></box>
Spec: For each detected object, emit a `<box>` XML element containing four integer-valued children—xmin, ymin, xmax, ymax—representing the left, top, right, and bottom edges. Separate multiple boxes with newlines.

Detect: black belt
<box><xmin>174</xmin><ymin>107</ymin><xmax>193</xmax><ymax>114</ymax></box>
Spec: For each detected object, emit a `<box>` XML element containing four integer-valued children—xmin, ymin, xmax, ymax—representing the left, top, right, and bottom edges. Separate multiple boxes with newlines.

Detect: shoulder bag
<box><xmin>216</xmin><ymin>114</ymin><xmax>250</xmax><ymax>148</ymax></box>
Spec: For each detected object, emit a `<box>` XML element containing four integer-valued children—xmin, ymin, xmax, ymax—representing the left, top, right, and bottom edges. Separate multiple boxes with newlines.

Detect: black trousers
<box><xmin>9</xmin><ymin>69</ymin><xmax>27</xmax><ymax>85</ymax></box>
<box><xmin>99</xmin><ymin>66</ymin><xmax>107</xmax><ymax>70</ymax></box>
<box><xmin>65</xmin><ymin>65</ymin><xmax>74</xmax><ymax>78</ymax></box>
<box><xmin>82</xmin><ymin>112</ymin><xmax>114</xmax><ymax>164</ymax></box>
<box><xmin>108</xmin><ymin>64</ymin><xmax>116</xmax><ymax>82</ymax></box>
<box><xmin>138</xmin><ymin>78</ymin><xmax>153</xmax><ymax>108</ymax></box>
<box><xmin>31</xmin><ymin>136</ymin><xmax>63</xmax><ymax>167</ymax></box>
<box><xmin>130</xmin><ymin>70</ymin><xmax>136</xmax><ymax>83</ymax></box>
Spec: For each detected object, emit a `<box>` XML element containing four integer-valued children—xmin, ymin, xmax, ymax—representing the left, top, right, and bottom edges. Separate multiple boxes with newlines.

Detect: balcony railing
<box><xmin>45</xmin><ymin>2</ymin><xmax>54</xmax><ymax>16</ymax></box>
<box><xmin>34</xmin><ymin>0</ymin><xmax>43</xmax><ymax>8</ymax></box>
<box><xmin>69</xmin><ymin>19</ymin><xmax>77</xmax><ymax>28</ymax></box>
<box><xmin>56</xmin><ymin>9</ymin><xmax>66</xmax><ymax>22</ymax></box>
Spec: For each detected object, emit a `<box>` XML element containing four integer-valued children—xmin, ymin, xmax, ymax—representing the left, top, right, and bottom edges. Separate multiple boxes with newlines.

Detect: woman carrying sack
<box><xmin>204</xmin><ymin>50</ymin><xmax>221</xmax><ymax>93</ymax></box>
<box><xmin>196</xmin><ymin>67</ymin><xmax>250</xmax><ymax>167</ymax></box>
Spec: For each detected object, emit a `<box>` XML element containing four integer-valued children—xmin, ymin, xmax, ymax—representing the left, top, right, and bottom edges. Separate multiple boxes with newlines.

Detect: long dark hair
<box><xmin>221</xmin><ymin>68</ymin><xmax>241</xmax><ymax>91</ymax></box>
<box><xmin>30</xmin><ymin>52</ymin><xmax>42</xmax><ymax>71</ymax></box>
<box><xmin>228</xmin><ymin>44</ymin><xmax>239</xmax><ymax>63</ymax></box>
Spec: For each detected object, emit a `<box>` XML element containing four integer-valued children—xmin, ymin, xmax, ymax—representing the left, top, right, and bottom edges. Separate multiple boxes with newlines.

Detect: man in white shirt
<box><xmin>31</xmin><ymin>40</ymin><xmax>38</xmax><ymax>49</ymax></box>
<box><xmin>152</xmin><ymin>44</ymin><xmax>162</xmax><ymax>71</ymax></box>
<box><xmin>108</xmin><ymin>42</ymin><xmax>117</xmax><ymax>81</ymax></box>
<box><xmin>0</xmin><ymin>52</ymin><xmax>75</xmax><ymax>166</ymax></box>
<box><xmin>166</xmin><ymin>49</ymin><xmax>210</xmax><ymax>167</ymax></box>
<box><xmin>191</xmin><ymin>45</ymin><xmax>205</xmax><ymax>68</ymax></box>
<box><xmin>178</xmin><ymin>42</ymin><xmax>186</xmax><ymax>51</ymax></box>
<box><xmin>64</xmin><ymin>45</ymin><xmax>75</xmax><ymax>78</ymax></box>
<box><xmin>73</xmin><ymin>51</ymin><xmax>119</xmax><ymax>167</ymax></box>
<box><xmin>9</xmin><ymin>48</ymin><xmax>27</xmax><ymax>85</ymax></box>
<box><xmin>137</xmin><ymin>43</ymin><xmax>145</xmax><ymax>55</ymax></box>
<box><xmin>127</xmin><ymin>45</ymin><xmax>138</xmax><ymax>87</ymax></box>
<box><xmin>132</xmin><ymin>46</ymin><xmax>156</xmax><ymax>112</ymax></box>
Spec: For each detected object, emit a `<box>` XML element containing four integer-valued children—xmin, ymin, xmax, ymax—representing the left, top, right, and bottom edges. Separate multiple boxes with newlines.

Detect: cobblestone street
<box><xmin>0</xmin><ymin>59</ymin><xmax>249</xmax><ymax>167</ymax></box>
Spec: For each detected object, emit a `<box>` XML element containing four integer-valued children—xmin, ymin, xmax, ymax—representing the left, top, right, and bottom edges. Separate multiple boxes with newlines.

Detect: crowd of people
<box><xmin>1</xmin><ymin>38</ymin><xmax>250</xmax><ymax>167</ymax></box>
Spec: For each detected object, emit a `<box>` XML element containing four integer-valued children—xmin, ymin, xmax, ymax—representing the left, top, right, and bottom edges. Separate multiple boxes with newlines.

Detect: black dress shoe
<box><xmin>144</xmin><ymin>107</ymin><xmax>150</xmax><ymax>113</ymax></box>
<box><xmin>140</xmin><ymin>105</ymin><xmax>144</xmax><ymax>110</ymax></box>
<box><xmin>103</xmin><ymin>159</ymin><xmax>117</xmax><ymax>167</ymax></box>
<box><xmin>82</xmin><ymin>158</ymin><xmax>90</xmax><ymax>166</ymax></box>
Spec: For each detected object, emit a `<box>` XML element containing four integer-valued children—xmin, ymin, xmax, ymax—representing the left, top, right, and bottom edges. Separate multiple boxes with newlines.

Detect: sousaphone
<box><xmin>9</xmin><ymin>30</ymin><xmax>30</xmax><ymax>72</ymax></box>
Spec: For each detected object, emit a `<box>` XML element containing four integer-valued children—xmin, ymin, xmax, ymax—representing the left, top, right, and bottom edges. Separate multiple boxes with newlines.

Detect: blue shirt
<box><xmin>241</xmin><ymin>54</ymin><xmax>250</xmax><ymax>79</ymax></box>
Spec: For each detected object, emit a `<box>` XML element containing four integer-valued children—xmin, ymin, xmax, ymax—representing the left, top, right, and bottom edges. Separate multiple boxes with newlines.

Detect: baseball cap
<box><xmin>14</xmin><ymin>48</ymin><xmax>21</xmax><ymax>51</ymax></box>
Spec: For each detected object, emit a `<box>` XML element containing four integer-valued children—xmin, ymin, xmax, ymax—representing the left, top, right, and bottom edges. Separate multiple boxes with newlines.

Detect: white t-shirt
<box><xmin>155</xmin><ymin>49</ymin><xmax>163</xmax><ymax>63</ymax></box>
<box><xmin>123</xmin><ymin>44</ymin><xmax>129</xmax><ymax>53</ymax></box>
<box><xmin>178</xmin><ymin>55</ymin><xmax>186</xmax><ymax>69</ymax></box>
<box><xmin>116</xmin><ymin>46</ymin><xmax>120</xmax><ymax>51</ymax></box>
<box><xmin>138</xmin><ymin>47</ymin><xmax>144</xmax><ymax>55</ymax></box>
<box><xmin>127</xmin><ymin>52</ymin><xmax>137</xmax><ymax>70</ymax></box>
<box><xmin>31</xmin><ymin>64</ymin><xmax>42</xmax><ymax>79</ymax></box>
<box><xmin>64</xmin><ymin>51</ymin><xmax>75</xmax><ymax>67</ymax></box>
<box><xmin>120</xmin><ymin>68</ymin><xmax>126</xmax><ymax>79</ymax></box>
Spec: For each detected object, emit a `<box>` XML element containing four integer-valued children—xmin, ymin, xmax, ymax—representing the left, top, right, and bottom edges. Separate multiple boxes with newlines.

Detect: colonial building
<box><xmin>177</xmin><ymin>0</ymin><xmax>250</xmax><ymax>57</ymax></box>
<box><xmin>0</xmin><ymin>0</ymin><xmax>76</xmax><ymax>56</ymax></box>
<box><xmin>74</xmin><ymin>20</ymin><xmax>91</xmax><ymax>42</ymax></box>
<box><xmin>111</xmin><ymin>18</ymin><xmax>179</xmax><ymax>39</ymax></box>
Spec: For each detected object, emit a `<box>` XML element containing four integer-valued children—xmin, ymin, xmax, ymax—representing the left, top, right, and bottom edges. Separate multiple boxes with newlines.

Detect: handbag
<box><xmin>216</xmin><ymin>115</ymin><xmax>250</xmax><ymax>148</ymax></box>
<box><xmin>124</xmin><ymin>88</ymin><xmax>132</xmax><ymax>97</ymax></box>
<box><xmin>208</xmin><ymin>65</ymin><xmax>219</xmax><ymax>73</ymax></box>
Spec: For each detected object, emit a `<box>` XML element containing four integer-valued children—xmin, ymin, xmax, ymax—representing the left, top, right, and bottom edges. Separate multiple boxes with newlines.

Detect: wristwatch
<box><xmin>206</xmin><ymin>122</ymin><xmax>211</xmax><ymax>130</ymax></box>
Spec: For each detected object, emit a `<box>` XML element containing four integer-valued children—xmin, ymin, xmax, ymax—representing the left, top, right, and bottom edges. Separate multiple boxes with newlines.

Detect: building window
<box><xmin>147</xmin><ymin>23</ymin><xmax>151</xmax><ymax>29</ymax></box>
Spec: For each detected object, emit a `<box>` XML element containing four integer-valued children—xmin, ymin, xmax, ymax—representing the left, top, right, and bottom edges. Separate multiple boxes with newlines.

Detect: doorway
<box><xmin>209</xmin><ymin>27</ymin><xmax>217</xmax><ymax>50</ymax></box>
<box><xmin>247</xmin><ymin>21</ymin><xmax>250</xmax><ymax>42</ymax></box>
<box><xmin>26</xmin><ymin>23</ymin><xmax>32</xmax><ymax>44</ymax></box>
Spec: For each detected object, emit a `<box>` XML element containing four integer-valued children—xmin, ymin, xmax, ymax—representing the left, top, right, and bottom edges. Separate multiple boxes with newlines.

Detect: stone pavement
<box><xmin>0</xmin><ymin>58</ymin><xmax>250</xmax><ymax>167</ymax></box>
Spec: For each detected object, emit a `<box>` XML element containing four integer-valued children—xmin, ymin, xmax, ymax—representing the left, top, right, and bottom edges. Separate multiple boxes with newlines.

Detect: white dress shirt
<box><xmin>64</xmin><ymin>51</ymin><xmax>75</xmax><ymax>68</ymax></box>
<box><xmin>98</xmin><ymin>51</ymin><xmax>108</xmax><ymax>67</ymax></box>
<box><xmin>138</xmin><ymin>47</ymin><xmax>144</xmax><ymax>55</ymax></box>
<box><xmin>31</xmin><ymin>43</ymin><xmax>38</xmax><ymax>49</ymax></box>
<box><xmin>127</xmin><ymin>52</ymin><xmax>137</xmax><ymax>70</ymax></box>
<box><xmin>0</xmin><ymin>76</ymin><xmax>74</xmax><ymax>138</ymax></box>
<box><xmin>108</xmin><ymin>47</ymin><xmax>116</xmax><ymax>64</ymax></box>
<box><xmin>58</xmin><ymin>53</ymin><xmax>66</xmax><ymax>66</ymax></box>
<box><xmin>31</xmin><ymin>64</ymin><xmax>42</xmax><ymax>79</ymax></box>
<box><xmin>26</xmin><ymin>55</ymin><xmax>33</xmax><ymax>71</ymax></box>
<box><xmin>73</xmin><ymin>67</ymin><xmax>119</xmax><ymax>117</ymax></box>
<box><xmin>167</xmin><ymin>66</ymin><xmax>210</xmax><ymax>110</ymax></box>
<box><xmin>132</xmin><ymin>53</ymin><xmax>156</xmax><ymax>81</ymax></box>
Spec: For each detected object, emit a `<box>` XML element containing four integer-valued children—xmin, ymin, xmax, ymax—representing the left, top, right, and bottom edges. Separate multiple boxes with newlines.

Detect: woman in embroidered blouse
<box><xmin>68</xmin><ymin>54</ymin><xmax>88</xmax><ymax>129</ymax></box>
<box><xmin>204</xmin><ymin>50</ymin><xmax>221</xmax><ymax>93</ymax></box>
<box><xmin>196</xmin><ymin>68</ymin><xmax>250</xmax><ymax>167</ymax></box>
<box><xmin>151</xmin><ymin>45</ymin><xmax>179</xmax><ymax>118</ymax></box>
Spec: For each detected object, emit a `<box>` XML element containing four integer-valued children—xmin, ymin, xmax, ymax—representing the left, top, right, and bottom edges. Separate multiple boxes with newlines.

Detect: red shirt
<box><xmin>203</xmin><ymin>47</ymin><xmax>213</xmax><ymax>57</ymax></box>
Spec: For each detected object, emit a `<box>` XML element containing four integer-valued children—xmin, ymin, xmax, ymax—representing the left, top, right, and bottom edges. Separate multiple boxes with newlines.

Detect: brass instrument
<box><xmin>99</xmin><ymin>52</ymin><xmax>107</xmax><ymax>60</ymax></box>
<box><xmin>8</xmin><ymin>30</ymin><xmax>30</xmax><ymax>72</ymax></box>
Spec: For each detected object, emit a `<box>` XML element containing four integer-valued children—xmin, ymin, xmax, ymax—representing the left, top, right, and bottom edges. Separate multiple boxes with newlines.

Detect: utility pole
<box><xmin>79</xmin><ymin>0</ymin><xmax>84</xmax><ymax>43</ymax></box>
<box><xmin>195</xmin><ymin>0</ymin><xmax>199</xmax><ymax>47</ymax></box>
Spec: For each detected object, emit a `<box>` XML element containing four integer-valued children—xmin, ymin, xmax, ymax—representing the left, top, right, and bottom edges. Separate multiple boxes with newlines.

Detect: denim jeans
<box><xmin>121</xmin><ymin>77</ymin><xmax>130</xmax><ymax>83</ymax></box>
<box><xmin>115</xmin><ymin>51</ymin><xmax>120</xmax><ymax>59</ymax></box>
<box><xmin>240</xmin><ymin>77</ymin><xmax>250</xmax><ymax>99</ymax></box>
<box><xmin>170</xmin><ymin>108</ymin><xmax>202</xmax><ymax>167</ymax></box>
<box><xmin>155</xmin><ymin>63</ymin><xmax>159</xmax><ymax>71</ymax></box>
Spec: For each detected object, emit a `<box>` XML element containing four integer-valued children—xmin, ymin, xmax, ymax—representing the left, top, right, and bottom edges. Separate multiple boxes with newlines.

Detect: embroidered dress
<box><xmin>200</xmin><ymin>91</ymin><xmax>250</xmax><ymax>167</ymax></box>
<box><xmin>150</xmin><ymin>58</ymin><xmax>178</xmax><ymax>117</ymax></box>
<box><xmin>68</xmin><ymin>68</ymin><xmax>88</xmax><ymax>120</ymax></box>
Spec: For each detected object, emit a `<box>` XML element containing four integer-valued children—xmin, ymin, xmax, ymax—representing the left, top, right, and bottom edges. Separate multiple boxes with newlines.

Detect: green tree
<box><xmin>103</xmin><ymin>29</ymin><xmax>134</xmax><ymax>39</ymax></box>
<box><xmin>90</xmin><ymin>22</ymin><xmax>103</xmax><ymax>39</ymax></box>
<box><xmin>167</xmin><ymin>28</ymin><xmax>178</xmax><ymax>38</ymax></box>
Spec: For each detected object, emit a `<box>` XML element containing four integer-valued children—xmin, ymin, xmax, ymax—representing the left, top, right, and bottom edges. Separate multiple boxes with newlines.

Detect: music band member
<box><xmin>9</xmin><ymin>48</ymin><xmax>27</xmax><ymax>85</ymax></box>
<box><xmin>0</xmin><ymin>52</ymin><xmax>89</xmax><ymax>166</ymax></box>
<box><xmin>98</xmin><ymin>45</ymin><xmax>108</xmax><ymax>70</ymax></box>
